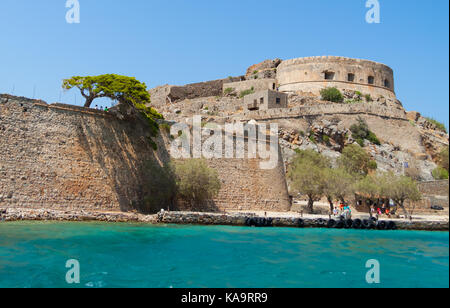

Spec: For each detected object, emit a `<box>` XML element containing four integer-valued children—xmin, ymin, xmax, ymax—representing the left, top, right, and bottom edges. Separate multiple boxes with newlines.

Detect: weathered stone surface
<box><xmin>0</xmin><ymin>95</ymin><xmax>291</xmax><ymax>214</ymax></box>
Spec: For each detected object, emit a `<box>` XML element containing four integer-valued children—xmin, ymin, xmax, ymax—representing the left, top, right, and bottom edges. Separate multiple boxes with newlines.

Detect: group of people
<box><xmin>94</xmin><ymin>105</ymin><xmax>109</xmax><ymax>112</ymax></box>
<box><xmin>371</xmin><ymin>204</ymin><xmax>393</xmax><ymax>218</ymax></box>
<box><xmin>332</xmin><ymin>203</ymin><xmax>352</xmax><ymax>220</ymax></box>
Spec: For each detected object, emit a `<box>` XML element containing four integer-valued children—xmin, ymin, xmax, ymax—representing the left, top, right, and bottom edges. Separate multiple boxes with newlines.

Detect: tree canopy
<box><xmin>338</xmin><ymin>144</ymin><xmax>377</xmax><ymax>177</ymax></box>
<box><xmin>62</xmin><ymin>74</ymin><xmax>151</xmax><ymax>107</ymax></box>
<box><xmin>63</xmin><ymin>74</ymin><xmax>163</xmax><ymax>147</ymax></box>
<box><xmin>288</xmin><ymin>150</ymin><xmax>330</xmax><ymax>213</ymax></box>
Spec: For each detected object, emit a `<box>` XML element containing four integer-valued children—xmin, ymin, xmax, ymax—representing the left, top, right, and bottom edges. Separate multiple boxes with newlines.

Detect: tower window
<box><xmin>384</xmin><ymin>79</ymin><xmax>391</xmax><ymax>88</ymax></box>
<box><xmin>324</xmin><ymin>71</ymin><xmax>335</xmax><ymax>80</ymax></box>
<box><xmin>348</xmin><ymin>73</ymin><xmax>355</xmax><ymax>82</ymax></box>
<box><xmin>368</xmin><ymin>76</ymin><xmax>375</xmax><ymax>85</ymax></box>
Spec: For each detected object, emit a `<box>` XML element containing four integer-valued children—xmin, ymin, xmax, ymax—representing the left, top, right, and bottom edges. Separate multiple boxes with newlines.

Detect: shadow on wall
<box><xmin>74</xmin><ymin>114</ymin><xmax>172</xmax><ymax>213</ymax></box>
<box><xmin>75</xmin><ymin>117</ymin><xmax>220</xmax><ymax>214</ymax></box>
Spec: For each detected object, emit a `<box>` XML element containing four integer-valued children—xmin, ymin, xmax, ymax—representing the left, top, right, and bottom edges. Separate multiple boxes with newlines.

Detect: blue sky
<box><xmin>0</xmin><ymin>0</ymin><xmax>448</xmax><ymax>128</ymax></box>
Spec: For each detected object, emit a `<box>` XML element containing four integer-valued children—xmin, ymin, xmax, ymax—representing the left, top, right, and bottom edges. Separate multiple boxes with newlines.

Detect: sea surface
<box><xmin>0</xmin><ymin>222</ymin><xmax>448</xmax><ymax>288</ymax></box>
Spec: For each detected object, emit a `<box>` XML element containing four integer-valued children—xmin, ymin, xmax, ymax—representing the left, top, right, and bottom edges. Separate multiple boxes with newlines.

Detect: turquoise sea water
<box><xmin>0</xmin><ymin>222</ymin><xmax>448</xmax><ymax>288</ymax></box>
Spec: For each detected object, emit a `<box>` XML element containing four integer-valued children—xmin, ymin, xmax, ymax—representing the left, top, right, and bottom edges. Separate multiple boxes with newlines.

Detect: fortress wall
<box><xmin>0</xmin><ymin>95</ymin><xmax>168</xmax><ymax>212</ymax></box>
<box><xmin>223</xmin><ymin>79</ymin><xmax>277</xmax><ymax>94</ymax></box>
<box><xmin>277</xmin><ymin>56</ymin><xmax>396</xmax><ymax>100</ymax></box>
<box><xmin>241</xmin><ymin>102</ymin><xmax>426</xmax><ymax>155</ymax></box>
<box><xmin>0</xmin><ymin>95</ymin><xmax>291</xmax><ymax>213</ymax></box>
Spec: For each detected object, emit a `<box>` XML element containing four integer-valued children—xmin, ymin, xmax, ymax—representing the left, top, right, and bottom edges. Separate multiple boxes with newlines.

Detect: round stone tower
<box><xmin>277</xmin><ymin>56</ymin><xmax>396</xmax><ymax>100</ymax></box>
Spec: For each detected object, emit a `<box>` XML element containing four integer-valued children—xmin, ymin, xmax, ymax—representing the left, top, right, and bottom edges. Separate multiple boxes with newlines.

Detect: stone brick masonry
<box><xmin>0</xmin><ymin>95</ymin><xmax>291</xmax><ymax>213</ymax></box>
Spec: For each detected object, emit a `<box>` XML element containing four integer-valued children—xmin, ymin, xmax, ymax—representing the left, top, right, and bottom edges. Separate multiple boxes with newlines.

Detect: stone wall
<box><xmin>277</xmin><ymin>56</ymin><xmax>396</xmax><ymax>100</ymax></box>
<box><xmin>0</xmin><ymin>95</ymin><xmax>291</xmax><ymax>213</ymax></box>
<box><xmin>223</xmin><ymin>79</ymin><xmax>277</xmax><ymax>94</ymax></box>
<box><xmin>0</xmin><ymin>95</ymin><xmax>170</xmax><ymax>212</ymax></box>
<box><xmin>409</xmin><ymin>180</ymin><xmax>449</xmax><ymax>213</ymax></box>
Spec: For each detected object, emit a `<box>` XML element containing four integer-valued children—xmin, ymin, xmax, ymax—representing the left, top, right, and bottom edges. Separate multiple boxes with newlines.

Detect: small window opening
<box><xmin>384</xmin><ymin>79</ymin><xmax>390</xmax><ymax>88</ymax></box>
<box><xmin>324</xmin><ymin>71</ymin><xmax>335</xmax><ymax>80</ymax></box>
<box><xmin>348</xmin><ymin>73</ymin><xmax>355</xmax><ymax>82</ymax></box>
<box><xmin>276</xmin><ymin>98</ymin><xmax>281</xmax><ymax>104</ymax></box>
<box><xmin>368</xmin><ymin>76</ymin><xmax>375</xmax><ymax>85</ymax></box>
<box><xmin>260</xmin><ymin>98</ymin><xmax>264</xmax><ymax>104</ymax></box>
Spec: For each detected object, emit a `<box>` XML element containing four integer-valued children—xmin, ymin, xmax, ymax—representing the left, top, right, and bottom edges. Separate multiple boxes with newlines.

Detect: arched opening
<box><xmin>368</xmin><ymin>76</ymin><xmax>375</xmax><ymax>85</ymax></box>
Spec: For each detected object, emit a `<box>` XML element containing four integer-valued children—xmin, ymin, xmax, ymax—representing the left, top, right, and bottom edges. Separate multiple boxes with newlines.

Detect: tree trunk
<box><xmin>399</xmin><ymin>201</ymin><xmax>409</xmax><ymax>219</ymax></box>
<box><xmin>327</xmin><ymin>196</ymin><xmax>334</xmax><ymax>214</ymax></box>
<box><xmin>307</xmin><ymin>197</ymin><xmax>314</xmax><ymax>214</ymax></box>
<box><xmin>84</xmin><ymin>96</ymin><xmax>95</xmax><ymax>108</ymax></box>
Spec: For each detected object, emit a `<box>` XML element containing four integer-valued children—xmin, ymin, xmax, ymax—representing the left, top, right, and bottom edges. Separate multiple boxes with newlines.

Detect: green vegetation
<box><xmin>322</xmin><ymin>135</ymin><xmax>331</xmax><ymax>145</ymax></box>
<box><xmin>320</xmin><ymin>87</ymin><xmax>344</xmax><ymax>103</ymax></box>
<box><xmin>173</xmin><ymin>159</ymin><xmax>221</xmax><ymax>207</ymax></box>
<box><xmin>288</xmin><ymin>150</ymin><xmax>330</xmax><ymax>214</ymax></box>
<box><xmin>224</xmin><ymin>88</ymin><xmax>234</xmax><ymax>95</ymax></box>
<box><xmin>350</xmin><ymin>117</ymin><xmax>381</xmax><ymax>146</ymax></box>
<box><xmin>63</xmin><ymin>74</ymin><xmax>163</xmax><ymax>148</ymax></box>
<box><xmin>432</xmin><ymin>167</ymin><xmax>449</xmax><ymax>180</ymax></box>
<box><xmin>287</xmin><ymin>148</ymin><xmax>421</xmax><ymax>216</ymax></box>
<box><xmin>438</xmin><ymin>147</ymin><xmax>449</xmax><ymax>171</ymax></box>
<box><xmin>309</xmin><ymin>135</ymin><xmax>317</xmax><ymax>144</ymax></box>
<box><xmin>322</xmin><ymin>168</ymin><xmax>355</xmax><ymax>212</ymax></box>
<box><xmin>425</xmin><ymin>117</ymin><xmax>447</xmax><ymax>133</ymax></box>
<box><xmin>239</xmin><ymin>87</ymin><xmax>255</xmax><ymax>98</ymax></box>
<box><xmin>364</xmin><ymin>94</ymin><xmax>373</xmax><ymax>102</ymax></box>
<box><xmin>338</xmin><ymin>144</ymin><xmax>376</xmax><ymax>177</ymax></box>
<box><xmin>159</xmin><ymin>123</ymin><xmax>171</xmax><ymax>133</ymax></box>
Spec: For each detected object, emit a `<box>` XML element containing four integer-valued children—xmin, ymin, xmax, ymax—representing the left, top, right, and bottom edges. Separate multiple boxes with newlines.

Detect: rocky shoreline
<box><xmin>1</xmin><ymin>207</ymin><xmax>448</xmax><ymax>231</ymax></box>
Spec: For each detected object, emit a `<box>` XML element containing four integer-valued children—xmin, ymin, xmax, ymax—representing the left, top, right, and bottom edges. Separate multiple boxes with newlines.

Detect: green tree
<box><xmin>338</xmin><ymin>144</ymin><xmax>376</xmax><ymax>177</ymax></box>
<box><xmin>322</xmin><ymin>168</ymin><xmax>356</xmax><ymax>213</ymax></box>
<box><xmin>288</xmin><ymin>150</ymin><xmax>329</xmax><ymax>214</ymax></box>
<box><xmin>173</xmin><ymin>159</ymin><xmax>221</xmax><ymax>208</ymax></box>
<box><xmin>381</xmin><ymin>173</ymin><xmax>422</xmax><ymax>217</ymax></box>
<box><xmin>63</xmin><ymin>74</ymin><xmax>151</xmax><ymax>108</ymax></box>
<box><xmin>63</xmin><ymin>74</ymin><xmax>163</xmax><ymax>145</ymax></box>
<box><xmin>354</xmin><ymin>174</ymin><xmax>383</xmax><ymax>214</ymax></box>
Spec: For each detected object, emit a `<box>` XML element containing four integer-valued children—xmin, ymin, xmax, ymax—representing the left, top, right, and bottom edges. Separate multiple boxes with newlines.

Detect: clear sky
<box><xmin>0</xmin><ymin>0</ymin><xmax>448</xmax><ymax>128</ymax></box>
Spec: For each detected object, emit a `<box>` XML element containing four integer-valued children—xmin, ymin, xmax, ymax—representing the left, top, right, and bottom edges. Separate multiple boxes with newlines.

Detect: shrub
<box><xmin>159</xmin><ymin>123</ymin><xmax>171</xmax><ymax>133</ymax></box>
<box><xmin>320</xmin><ymin>87</ymin><xmax>344</xmax><ymax>103</ymax></box>
<box><xmin>173</xmin><ymin>159</ymin><xmax>221</xmax><ymax>207</ymax></box>
<box><xmin>438</xmin><ymin>147</ymin><xmax>449</xmax><ymax>171</ymax></box>
<box><xmin>368</xmin><ymin>160</ymin><xmax>378</xmax><ymax>170</ymax></box>
<box><xmin>224</xmin><ymin>88</ymin><xmax>234</xmax><ymax>95</ymax></box>
<box><xmin>239</xmin><ymin>87</ymin><xmax>255</xmax><ymax>98</ymax></box>
<box><xmin>365</xmin><ymin>94</ymin><xmax>373</xmax><ymax>102</ymax></box>
<box><xmin>322</xmin><ymin>135</ymin><xmax>331</xmax><ymax>144</ymax></box>
<box><xmin>367</xmin><ymin>131</ymin><xmax>381</xmax><ymax>145</ymax></box>
<box><xmin>425</xmin><ymin>117</ymin><xmax>448</xmax><ymax>133</ymax></box>
<box><xmin>356</xmin><ymin>138</ymin><xmax>365</xmax><ymax>147</ymax></box>
<box><xmin>432</xmin><ymin>167</ymin><xmax>449</xmax><ymax>180</ymax></box>
<box><xmin>309</xmin><ymin>135</ymin><xmax>317</xmax><ymax>144</ymax></box>
<box><xmin>350</xmin><ymin>117</ymin><xmax>381</xmax><ymax>146</ymax></box>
